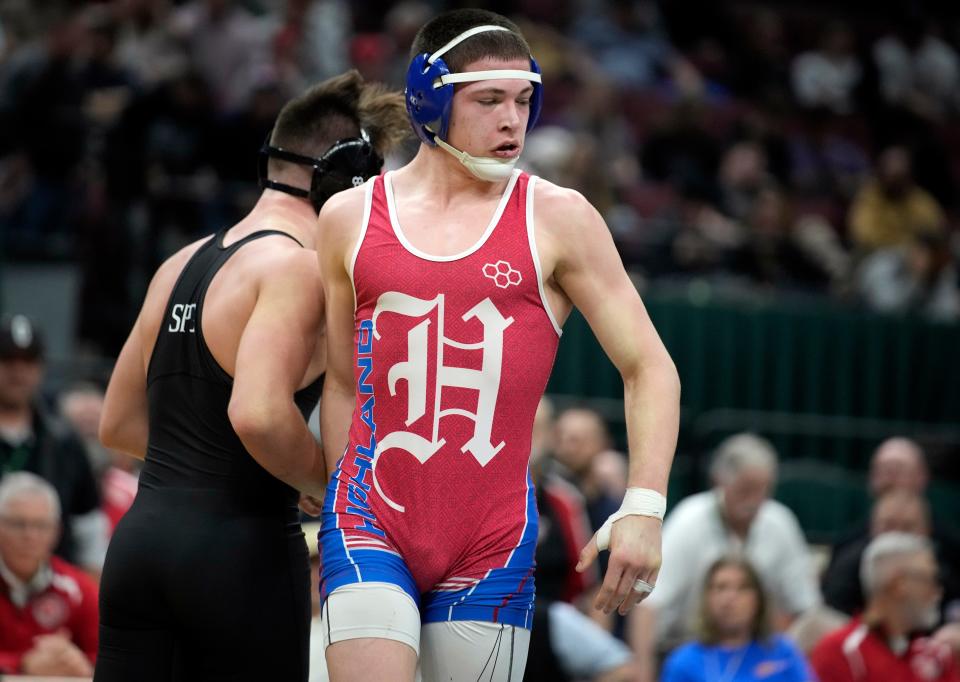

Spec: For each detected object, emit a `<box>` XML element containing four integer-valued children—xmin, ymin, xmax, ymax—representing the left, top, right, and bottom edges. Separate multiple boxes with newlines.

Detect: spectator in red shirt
<box><xmin>812</xmin><ymin>532</ymin><xmax>959</xmax><ymax>682</ymax></box>
<box><xmin>0</xmin><ymin>472</ymin><xmax>98</xmax><ymax>677</ymax></box>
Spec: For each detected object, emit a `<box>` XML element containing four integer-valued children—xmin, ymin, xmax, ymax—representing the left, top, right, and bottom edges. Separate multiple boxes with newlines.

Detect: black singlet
<box><xmin>94</xmin><ymin>229</ymin><xmax>321</xmax><ymax>682</ymax></box>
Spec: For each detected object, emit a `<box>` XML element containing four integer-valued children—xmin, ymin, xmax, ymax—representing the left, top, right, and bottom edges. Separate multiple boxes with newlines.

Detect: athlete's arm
<box><xmin>316</xmin><ymin>188</ymin><xmax>366</xmax><ymax>478</ymax></box>
<box><xmin>228</xmin><ymin>248</ymin><xmax>326</xmax><ymax>497</ymax></box>
<box><xmin>99</xmin><ymin>313</ymin><xmax>150</xmax><ymax>459</ymax></box>
<box><xmin>536</xmin><ymin>181</ymin><xmax>681</xmax><ymax>616</ymax></box>
<box><xmin>100</xmin><ymin>254</ymin><xmax>186</xmax><ymax>459</ymax></box>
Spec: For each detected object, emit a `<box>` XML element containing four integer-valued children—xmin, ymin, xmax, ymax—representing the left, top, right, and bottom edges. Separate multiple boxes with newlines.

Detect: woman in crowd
<box><xmin>660</xmin><ymin>556</ymin><xmax>814</xmax><ymax>682</ymax></box>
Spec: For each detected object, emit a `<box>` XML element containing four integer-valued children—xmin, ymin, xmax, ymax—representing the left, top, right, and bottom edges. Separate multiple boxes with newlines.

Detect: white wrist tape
<box><xmin>595</xmin><ymin>487</ymin><xmax>666</xmax><ymax>551</ymax></box>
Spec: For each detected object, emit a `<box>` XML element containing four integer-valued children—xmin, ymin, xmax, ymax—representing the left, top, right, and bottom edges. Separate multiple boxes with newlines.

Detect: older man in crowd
<box><xmin>0</xmin><ymin>472</ymin><xmax>99</xmax><ymax>676</ymax></box>
<box><xmin>824</xmin><ymin>489</ymin><xmax>960</xmax><ymax>625</ymax></box>
<box><xmin>812</xmin><ymin>532</ymin><xmax>960</xmax><ymax>681</ymax></box>
<box><xmin>0</xmin><ymin>315</ymin><xmax>107</xmax><ymax>572</ymax></box>
<box><xmin>630</xmin><ymin>432</ymin><xmax>822</xmax><ymax>680</ymax></box>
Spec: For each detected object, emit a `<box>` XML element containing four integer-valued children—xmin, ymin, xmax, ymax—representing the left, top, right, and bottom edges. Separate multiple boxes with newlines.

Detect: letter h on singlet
<box><xmin>370</xmin><ymin>292</ymin><xmax>513</xmax><ymax>512</ymax></box>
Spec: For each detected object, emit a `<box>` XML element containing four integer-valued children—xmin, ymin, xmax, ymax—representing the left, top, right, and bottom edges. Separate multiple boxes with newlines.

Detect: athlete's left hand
<box><xmin>299</xmin><ymin>493</ymin><xmax>324</xmax><ymax>516</ymax></box>
<box><xmin>576</xmin><ymin>514</ymin><xmax>662</xmax><ymax>616</ymax></box>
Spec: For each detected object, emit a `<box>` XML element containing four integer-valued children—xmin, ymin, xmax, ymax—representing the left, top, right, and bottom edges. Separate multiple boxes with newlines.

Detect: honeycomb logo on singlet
<box><xmin>482</xmin><ymin>260</ymin><xmax>522</xmax><ymax>288</ymax></box>
<box><xmin>369</xmin><ymin>292</ymin><xmax>513</xmax><ymax>512</ymax></box>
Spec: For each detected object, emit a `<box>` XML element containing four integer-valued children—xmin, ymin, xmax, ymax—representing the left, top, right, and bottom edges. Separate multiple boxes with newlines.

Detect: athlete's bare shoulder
<box><xmin>134</xmin><ymin>235</ymin><xmax>213</xmax><ymax>364</ymax></box>
<box><xmin>226</xmin><ymin>226</ymin><xmax>321</xmax><ymax>289</ymax></box>
<box><xmin>316</xmin><ymin>181</ymin><xmax>370</xmax><ymax>262</ymax></box>
<box><xmin>531</xmin><ymin>177</ymin><xmax>609</xmax><ymax>272</ymax></box>
<box><xmin>142</xmin><ymin>237</ymin><xmax>210</xmax><ymax>317</ymax></box>
<box><xmin>532</xmin><ymin>177</ymin><xmax>600</xmax><ymax>234</ymax></box>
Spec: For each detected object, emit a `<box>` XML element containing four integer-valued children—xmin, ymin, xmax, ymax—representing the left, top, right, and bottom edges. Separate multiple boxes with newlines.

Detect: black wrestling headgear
<box><xmin>258</xmin><ymin>130</ymin><xmax>383</xmax><ymax>212</ymax></box>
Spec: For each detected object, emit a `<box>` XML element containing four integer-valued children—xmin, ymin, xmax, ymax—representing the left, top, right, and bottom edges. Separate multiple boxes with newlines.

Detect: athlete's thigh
<box><xmin>174</xmin><ymin>517</ymin><xmax>312</xmax><ymax>681</ymax></box>
<box><xmin>322</xmin><ymin>582</ymin><xmax>421</xmax><ymax>682</ymax></box>
<box><xmin>418</xmin><ymin>620</ymin><xmax>530</xmax><ymax>682</ymax></box>
<box><xmin>96</xmin><ymin>503</ymin><xmax>178</xmax><ymax>681</ymax></box>
<box><xmin>94</xmin><ymin>624</ymin><xmax>178</xmax><ymax>682</ymax></box>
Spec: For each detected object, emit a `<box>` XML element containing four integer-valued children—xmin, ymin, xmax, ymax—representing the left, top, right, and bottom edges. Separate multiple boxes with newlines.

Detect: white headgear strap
<box><xmin>428</xmin><ymin>25</ymin><xmax>541</xmax><ymax>89</ymax></box>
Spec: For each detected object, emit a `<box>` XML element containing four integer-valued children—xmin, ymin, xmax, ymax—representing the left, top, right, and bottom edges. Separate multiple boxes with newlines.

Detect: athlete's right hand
<box><xmin>298</xmin><ymin>493</ymin><xmax>324</xmax><ymax>516</ymax></box>
<box><xmin>576</xmin><ymin>514</ymin><xmax>662</xmax><ymax>616</ymax></box>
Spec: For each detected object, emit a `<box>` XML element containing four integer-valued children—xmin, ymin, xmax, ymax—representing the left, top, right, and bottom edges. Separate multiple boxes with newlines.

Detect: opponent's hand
<box><xmin>576</xmin><ymin>514</ymin><xmax>662</xmax><ymax>616</ymax></box>
<box><xmin>299</xmin><ymin>492</ymin><xmax>324</xmax><ymax>516</ymax></box>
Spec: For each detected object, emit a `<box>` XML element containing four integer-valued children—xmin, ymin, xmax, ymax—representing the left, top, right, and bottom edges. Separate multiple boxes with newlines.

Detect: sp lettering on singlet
<box><xmin>168</xmin><ymin>303</ymin><xmax>197</xmax><ymax>333</ymax></box>
<box><xmin>370</xmin><ymin>292</ymin><xmax>513</xmax><ymax>512</ymax></box>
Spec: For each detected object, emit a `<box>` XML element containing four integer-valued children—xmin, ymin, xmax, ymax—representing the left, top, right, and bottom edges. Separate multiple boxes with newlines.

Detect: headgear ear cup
<box><xmin>527</xmin><ymin>56</ymin><xmax>543</xmax><ymax>130</ymax></box>
<box><xmin>406</xmin><ymin>52</ymin><xmax>453</xmax><ymax>145</ymax></box>
<box><xmin>405</xmin><ymin>26</ymin><xmax>543</xmax><ymax>147</ymax></box>
<box><xmin>309</xmin><ymin>138</ymin><xmax>383</xmax><ymax>212</ymax></box>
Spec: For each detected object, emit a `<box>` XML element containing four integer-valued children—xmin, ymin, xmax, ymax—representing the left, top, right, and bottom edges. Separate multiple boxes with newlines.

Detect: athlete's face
<box><xmin>0</xmin><ymin>493</ymin><xmax>60</xmax><ymax>582</ymax></box>
<box><xmin>446</xmin><ymin>56</ymin><xmax>534</xmax><ymax>160</ymax></box>
<box><xmin>704</xmin><ymin>564</ymin><xmax>760</xmax><ymax>640</ymax></box>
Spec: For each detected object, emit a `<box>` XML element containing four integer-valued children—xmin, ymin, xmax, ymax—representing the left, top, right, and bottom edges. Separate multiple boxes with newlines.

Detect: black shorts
<box><xmin>94</xmin><ymin>487</ymin><xmax>310</xmax><ymax>682</ymax></box>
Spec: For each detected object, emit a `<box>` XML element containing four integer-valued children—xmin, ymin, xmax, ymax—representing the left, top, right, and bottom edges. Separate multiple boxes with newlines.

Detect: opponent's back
<box><xmin>142</xmin><ymin>229</ymin><xmax>321</xmax><ymax>507</ymax></box>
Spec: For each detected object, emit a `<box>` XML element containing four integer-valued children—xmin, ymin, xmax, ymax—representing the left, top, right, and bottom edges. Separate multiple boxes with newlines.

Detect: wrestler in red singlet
<box><xmin>320</xmin><ymin>168</ymin><xmax>560</xmax><ymax>627</ymax></box>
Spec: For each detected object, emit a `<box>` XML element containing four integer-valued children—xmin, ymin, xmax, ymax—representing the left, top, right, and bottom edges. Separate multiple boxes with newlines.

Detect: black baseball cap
<box><xmin>0</xmin><ymin>314</ymin><xmax>45</xmax><ymax>360</ymax></box>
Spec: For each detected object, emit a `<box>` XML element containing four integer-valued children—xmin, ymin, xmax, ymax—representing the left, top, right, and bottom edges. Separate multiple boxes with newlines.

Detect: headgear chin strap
<box><xmin>405</xmin><ymin>25</ymin><xmax>543</xmax><ymax>182</ymax></box>
<box><xmin>258</xmin><ymin>130</ymin><xmax>383</xmax><ymax>213</ymax></box>
<box><xmin>434</xmin><ymin>137</ymin><xmax>517</xmax><ymax>182</ymax></box>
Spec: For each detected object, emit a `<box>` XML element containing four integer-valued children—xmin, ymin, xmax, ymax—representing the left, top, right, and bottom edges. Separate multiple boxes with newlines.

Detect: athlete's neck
<box><xmin>231</xmin><ymin>190</ymin><xmax>318</xmax><ymax>249</ymax></box>
<box><xmin>401</xmin><ymin>145</ymin><xmax>512</xmax><ymax>205</ymax></box>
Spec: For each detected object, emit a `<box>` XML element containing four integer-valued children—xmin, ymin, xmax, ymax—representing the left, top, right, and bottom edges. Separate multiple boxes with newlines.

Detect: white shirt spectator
<box><xmin>792</xmin><ymin>50</ymin><xmax>862</xmax><ymax>113</ymax></box>
<box><xmin>646</xmin><ymin>490</ymin><xmax>822</xmax><ymax>646</ymax></box>
<box><xmin>874</xmin><ymin>34</ymin><xmax>960</xmax><ymax>114</ymax></box>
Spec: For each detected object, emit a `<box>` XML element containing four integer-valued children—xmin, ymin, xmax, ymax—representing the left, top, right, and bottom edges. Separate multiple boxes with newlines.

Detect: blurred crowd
<box><xmin>2</xmin><ymin>313</ymin><xmax>960</xmax><ymax>680</ymax></box>
<box><xmin>1</xmin><ymin>0</ymin><xmax>960</xmax><ymax>360</ymax></box>
<box><xmin>3</xmin><ymin>0</ymin><xmax>960</xmax><ymax>679</ymax></box>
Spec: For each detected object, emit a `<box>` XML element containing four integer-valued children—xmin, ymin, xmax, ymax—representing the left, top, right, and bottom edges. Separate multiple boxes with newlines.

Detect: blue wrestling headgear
<box><xmin>405</xmin><ymin>24</ymin><xmax>543</xmax><ymax>148</ymax></box>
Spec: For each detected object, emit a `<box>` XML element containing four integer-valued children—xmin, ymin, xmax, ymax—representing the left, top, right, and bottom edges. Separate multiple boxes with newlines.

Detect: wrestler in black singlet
<box><xmin>95</xmin><ymin>230</ymin><xmax>322</xmax><ymax>682</ymax></box>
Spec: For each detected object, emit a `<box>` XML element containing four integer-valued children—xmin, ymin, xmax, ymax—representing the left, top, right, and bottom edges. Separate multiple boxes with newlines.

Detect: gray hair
<box><xmin>860</xmin><ymin>532</ymin><xmax>933</xmax><ymax>596</ymax></box>
<box><xmin>710</xmin><ymin>433</ymin><xmax>778</xmax><ymax>483</ymax></box>
<box><xmin>0</xmin><ymin>472</ymin><xmax>61</xmax><ymax>521</ymax></box>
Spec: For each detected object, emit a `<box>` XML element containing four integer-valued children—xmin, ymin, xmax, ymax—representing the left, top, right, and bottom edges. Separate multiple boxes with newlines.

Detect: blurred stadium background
<box><xmin>1</xmin><ymin>0</ymin><xmax>960</xmax><ymax>678</ymax></box>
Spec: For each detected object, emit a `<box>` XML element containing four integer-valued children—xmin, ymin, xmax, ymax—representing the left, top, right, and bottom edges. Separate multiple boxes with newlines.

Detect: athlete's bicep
<box><xmin>552</xmin><ymin>196</ymin><xmax>669</xmax><ymax>378</ymax></box>
<box><xmin>99</xmin><ymin>253</ymin><xmax>180</xmax><ymax>458</ymax></box>
<box><xmin>230</xmin><ymin>257</ymin><xmax>322</xmax><ymax>426</ymax></box>
<box><xmin>316</xmin><ymin>190</ymin><xmax>364</xmax><ymax>394</ymax></box>
<box><xmin>100</xmin><ymin>314</ymin><xmax>149</xmax><ymax>459</ymax></box>
<box><xmin>316</xmin><ymin>191</ymin><xmax>363</xmax><ymax>467</ymax></box>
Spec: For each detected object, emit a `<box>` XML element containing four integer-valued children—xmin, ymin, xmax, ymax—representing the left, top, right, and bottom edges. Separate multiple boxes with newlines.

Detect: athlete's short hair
<box><xmin>410</xmin><ymin>9</ymin><xmax>532</xmax><ymax>73</ymax></box>
<box><xmin>268</xmin><ymin>70</ymin><xmax>408</xmax><ymax>177</ymax></box>
<box><xmin>0</xmin><ymin>472</ymin><xmax>61</xmax><ymax>521</ymax></box>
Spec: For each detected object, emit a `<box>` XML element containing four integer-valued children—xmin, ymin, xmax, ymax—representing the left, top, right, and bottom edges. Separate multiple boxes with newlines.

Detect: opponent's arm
<box><xmin>228</xmin><ymin>250</ymin><xmax>326</xmax><ymax>497</ymax></box>
<box><xmin>543</xmin><ymin>184</ymin><xmax>681</xmax><ymax>616</ymax></box>
<box><xmin>99</xmin><ymin>313</ymin><xmax>150</xmax><ymax>459</ymax></box>
<box><xmin>100</xmin><ymin>255</ymin><xmax>184</xmax><ymax>459</ymax></box>
<box><xmin>316</xmin><ymin>190</ymin><xmax>365</xmax><ymax>478</ymax></box>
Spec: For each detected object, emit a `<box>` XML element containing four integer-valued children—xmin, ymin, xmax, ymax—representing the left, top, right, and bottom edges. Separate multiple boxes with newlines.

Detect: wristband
<box><xmin>595</xmin><ymin>487</ymin><xmax>666</xmax><ymax>551</ymax></box>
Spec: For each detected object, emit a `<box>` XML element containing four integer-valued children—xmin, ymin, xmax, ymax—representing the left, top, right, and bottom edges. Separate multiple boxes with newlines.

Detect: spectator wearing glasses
<box><xmin>811</xmin><ymin>532</ymin><xmax>959</xmax><ymax>682</ymax></box>
<box><xmin>0</xmin><ymin>472</ymin><xmax>98</xmax><ymax>677</ymax></box>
